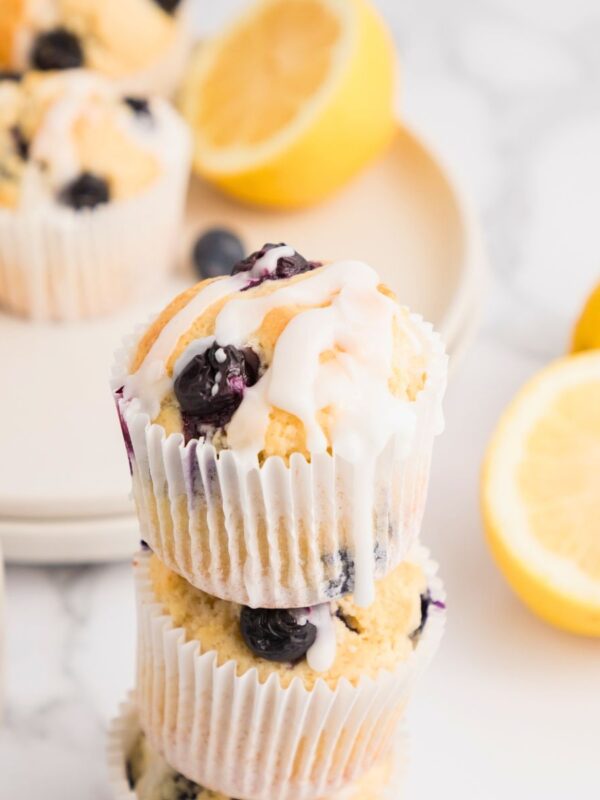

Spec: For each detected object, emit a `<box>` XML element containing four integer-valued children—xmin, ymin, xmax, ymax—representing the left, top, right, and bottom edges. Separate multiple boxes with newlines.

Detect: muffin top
<box><xmin>146</xmin><ymin>548</ymin><xmax>436</xmax><ymax>691</ymax></box>
<box><xmin>0</xmin><ymin>70</ymin><xmax>184</xmax><ymax>210</ymax></box>
<box><xmin>128</xmin><ymin>728</ymin><xmax>394</xmax><ymax>800</ymax></box>
<box><xmin>0</xmin><ymin>0</ymin><xmax>183</xmax><ymax>77</ymax></box>
<box><xmin>127</xmin><ymin>734</ymin><xmax>394</xmax><ymax>800</ymax></box>
<box><xmin>120</xmin><ymin>245</ymin><xmax>429</xmax><ymax>466</ymax></box>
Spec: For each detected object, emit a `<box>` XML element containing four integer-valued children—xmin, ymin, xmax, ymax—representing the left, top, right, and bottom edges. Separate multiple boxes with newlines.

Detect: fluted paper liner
<box><xmin>114</xmin><ymin>314</ymin><xmax>447</xmax><ymax>608</ymax></box>
<box><xmin>107</xmin><ymin>692</ymin><xmax>409</xmax><ymax>800</ymax></box>
<box><xmin>133</xmin><ymin>548</ymin><xmax>444</xmax><ymax>800</ymax></box>
<box><xmin>0</xmin><ymin>105</ymin><xmax>190</xmax><ymax>322</ymax></box>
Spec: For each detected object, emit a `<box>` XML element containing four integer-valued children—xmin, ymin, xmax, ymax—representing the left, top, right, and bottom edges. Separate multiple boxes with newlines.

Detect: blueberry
<box><xmin>240</xmin><ymin>607</ymin><xmax>317</xmax><ymax>663</ymax></box>
<box><xmin>152</xmin><ymin>0</ymin><xmax>182</xmax><ymax>13</ymax></box>
<box><xmin>140</xmin><ymin>540</ymin><xmax>151</xmax><ymax>552</ymax></box>
<box><xmin>324</xmin><ymin>549</ymin><xmax>355</xmax><ymax>598</ymax></box>
<box><xmin>31</xmin><ymin>28</ymin><xmax>84</xmax><ymax>70</ymax></box>
<box><xmin>0</xmin><ymin>71</ymin><xmax>22</xmax><ymax>82</ymax></box>
<box><xmin>58</xmin><ymin>172</ymin><xmax>110</xmax><ymax>210</ymax></box>
<box><xmin>232</xmin><ymin>243</ymin><xmax>320</xmax><ymax>289</ymax></box>
<box><xmin>125</xmin><ymin>760</ymin><xmax>135</xmax><ymax>790</ymax></box>
<box><xmin>123</xmin><ymin>96</ymin><xmax>152</xmax><ymax>118</ymax></box>
<box><xmin>172</xmin><ymin>772</ymin><xmax>203</xmax><ymax>800</ymax></box>
<box><xmin>174</xmin><ymin>343</ymin><xmax>260</xmax><ymax>437</ymax></box>
<box><xmin>10</xmin><ymin>126</ymin><xmax>28</xmax><ymax>160</ymax></box>
<box><xmin>411</xmin><ymin>591</ymin><xmax>445</xmax><ymax>639</ymax></box>
<box><xmin>192</xmin><ymin>228</ymin><xmax>245</xmax><ymax>280</ymax></box>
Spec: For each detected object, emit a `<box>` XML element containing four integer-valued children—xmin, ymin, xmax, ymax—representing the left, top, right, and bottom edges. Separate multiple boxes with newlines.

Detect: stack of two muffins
<box><xmin>109</xmin><ymin>244</ymin><xmax>448</xmax><ymax>800</ymax></box>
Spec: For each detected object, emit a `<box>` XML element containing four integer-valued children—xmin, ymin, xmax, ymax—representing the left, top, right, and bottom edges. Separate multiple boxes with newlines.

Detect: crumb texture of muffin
<box><xmin>148</xmin><ymin>550</ymin><xmax>427</xmax><ymax>690</ymax></box>
<box><xmin>127</xmin><ymin>728</ymin><xmax>395</xmax><ymax>800</ymax></box>
<box><xmin>0</xmin><ymin>0</ymin><xmax>183</xmax><ymax>77</ymax></box>
<box><xmin>0</xmin><ymin>70</ymin><xmax>171</xmax><ymax>210</ymax></box>
<box><xmin>123</xmin><ymin>245</ymin><xmax>429</xmax><ymax>465</ymax></box>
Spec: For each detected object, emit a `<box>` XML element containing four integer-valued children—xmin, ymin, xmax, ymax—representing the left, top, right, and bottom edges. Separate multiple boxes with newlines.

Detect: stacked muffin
<box><xmin>112</xmin><ymin>244</ymin><xmax>448</xmax><ymax>799</ymax></box>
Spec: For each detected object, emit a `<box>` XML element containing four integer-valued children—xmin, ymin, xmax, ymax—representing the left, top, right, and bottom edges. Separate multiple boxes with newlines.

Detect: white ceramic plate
<box><xmin>0</xmin><ymin>125</ymin><xmax>484</xmax><ymax>563</ymax></box>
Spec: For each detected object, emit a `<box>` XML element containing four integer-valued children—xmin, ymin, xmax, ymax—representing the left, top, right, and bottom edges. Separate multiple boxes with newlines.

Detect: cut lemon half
<box><xmin>571</xmin><ymin>281</ymin><xmax>600</xmax><ymax>353</ymax></box>
<box><xmin>180</xmin><ymin>0</ymin><xmax>396</xmax><ymax>208</ymax></box>
<box><xmin>482</xmin><ymin>353</ymin><xmax>600</xmax><ymax>636</ymax></box>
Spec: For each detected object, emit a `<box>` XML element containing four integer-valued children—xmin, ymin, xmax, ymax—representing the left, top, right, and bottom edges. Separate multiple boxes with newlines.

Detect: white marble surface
<box><xmin>2</xmin><ymin>1</ymin><xmax>600</xmax><ymax>797</ymax></box>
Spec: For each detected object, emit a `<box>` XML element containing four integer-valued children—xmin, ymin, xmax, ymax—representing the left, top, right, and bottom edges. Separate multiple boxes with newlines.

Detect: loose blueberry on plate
<box><xmin>58</xmin><ymin>172</ymin><xmax>110</xmax><ymax>210</ymax></box>
<box><xmin>123</xmin><ymin>96</ymin><xmax>152</xmax><ymax>118</ymax></box>
<box><xmin>174</xmin><ymin>343</ymin><xmax>259</xmax><ymax>434</ymax></box>
<box><xmin>152</xmin><ymin>0</ymin><xmax>182</xmax><ymax>13</ymax></box>
<box><xmin>31</xmin><ymin>28</ymin><xmax>84</xmax><ymax>70</ymax></box>
<box><xmin>240</xmin><ymin>607</ymin><xmax>317</xmax><ymax>663</ymax></box>
<box><xmin>192</xmin><ymin>227</ymin><xmax>245</xmax><ymax>279</ymax></box>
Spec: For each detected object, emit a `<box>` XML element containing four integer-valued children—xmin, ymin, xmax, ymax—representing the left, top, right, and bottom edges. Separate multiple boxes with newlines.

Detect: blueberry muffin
<box><xmin>0</xmin><ymin>71</ymin><xmax>161</xmax><ymax>210</ymax></box>
<box><xmin>146</xmin><ymin>547</ymin><xmax>439</xmax><ymax>689</ymax></box>
<box><xmin>116</xmin><ymin>245</ymin><xmax>447</xmax><ymax>608</ymax></box>
<box><xmin>135</xmin><ymin>546</ymin><xmax>443</xmax><ymax>800</ymax></box>
<box><xmin>127</xmin><ymin>729</ymin><xmax>395</xmax><ymax>800</ymax></box>
<box><xmin>0</xmin><ymin>0</ymin><xmax>192</xmax><ymax>95</ymax></box>
<box><xmin>0</xmin><ymin>70</ymin><xmax>190</xmax><ymax>319</ymax></box>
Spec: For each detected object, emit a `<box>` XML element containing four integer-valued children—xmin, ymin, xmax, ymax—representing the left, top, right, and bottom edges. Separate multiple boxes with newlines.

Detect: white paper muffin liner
<box><xmin>114</xmin><ymin>0</ymin><xmax>196</xmax><ymax>98</ymax></box>
<box><xmin>0</xmin><ymin>103</ymin><xmax>191</xmax><ymax>322</ymax></box>
<box><xmin>114</xmin><ymin>314</ymin><xmax>447</xmax><ymax>608</ymax></box>
<box><xmin>133</xmin><ymin>547</ymin><xmax>444</xmax><ymax>800</ymax></box>
<box><xmin>107</xmin><ymin>692</ymin><xmax>409</xmax><ymax>800</ymax></box>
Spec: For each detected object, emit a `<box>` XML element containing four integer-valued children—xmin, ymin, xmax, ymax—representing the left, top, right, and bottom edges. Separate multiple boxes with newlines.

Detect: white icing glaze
<box><xmin>124</xmin><ymin>274</ymin><xmax>247</xmax><ymax>416</ymax></box>
<box><xmin>30</xmin><ymin>73</ymin><xmax>112</xmax><ymax>187</ymax></box>
<box><xmin>305</xmin><ymin>603</ymin><xmax>337</xmax><ymax>672</ymax></box>
<box><xmin>172</xmin><ymin>336</ymin><xmax>215</xmax><ymax>380</ymax></box>
<box><xmin>250</xmin><ymin>244</ymin><xmax>295</xmax><ymax>275</ymax></box>
<box><xmin>223</xmin><ymin>261</ymin><xmax>416</xmax><ymax>465</ymax></box>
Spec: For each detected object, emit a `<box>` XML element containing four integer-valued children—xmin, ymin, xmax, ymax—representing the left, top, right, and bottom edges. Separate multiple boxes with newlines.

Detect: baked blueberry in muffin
<box><xmin>31</xmin><ymin>27</ymin><xmax>84</xmax><ymax>70</ymax></box>
<box><xmin>174</xmin><ymin>343</ymin><xmax>260</xmax><ymax>441</ymax></box>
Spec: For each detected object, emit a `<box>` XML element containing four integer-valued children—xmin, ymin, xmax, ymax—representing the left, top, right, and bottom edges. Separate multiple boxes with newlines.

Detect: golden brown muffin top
<box><xmin>122</xmin><ymin>246</ymin><xmax>430</xmax><ymax>465</ymax></box>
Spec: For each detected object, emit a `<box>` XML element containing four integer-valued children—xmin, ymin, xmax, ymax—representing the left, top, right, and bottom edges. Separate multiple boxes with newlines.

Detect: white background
<box><xmin>2</xmin><ymin>1</ymin><xmax>600</xmax><ymax>798</ymax></box>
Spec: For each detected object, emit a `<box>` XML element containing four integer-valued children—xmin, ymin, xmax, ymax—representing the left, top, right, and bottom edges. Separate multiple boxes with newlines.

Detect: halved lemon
<box><xmin>482</xmin><ymin>352</ymin><xmax>600</xmax><ymax>636</ymax></box>
<box><xmin>571</xmin><ymin>281</ymin><xmax>600</xmax><ymax>353</ymax></box>
<box><xmin>180</xmin><ymin>0</ymin><xmax>396</xmax><ymax>208</ymax></box>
